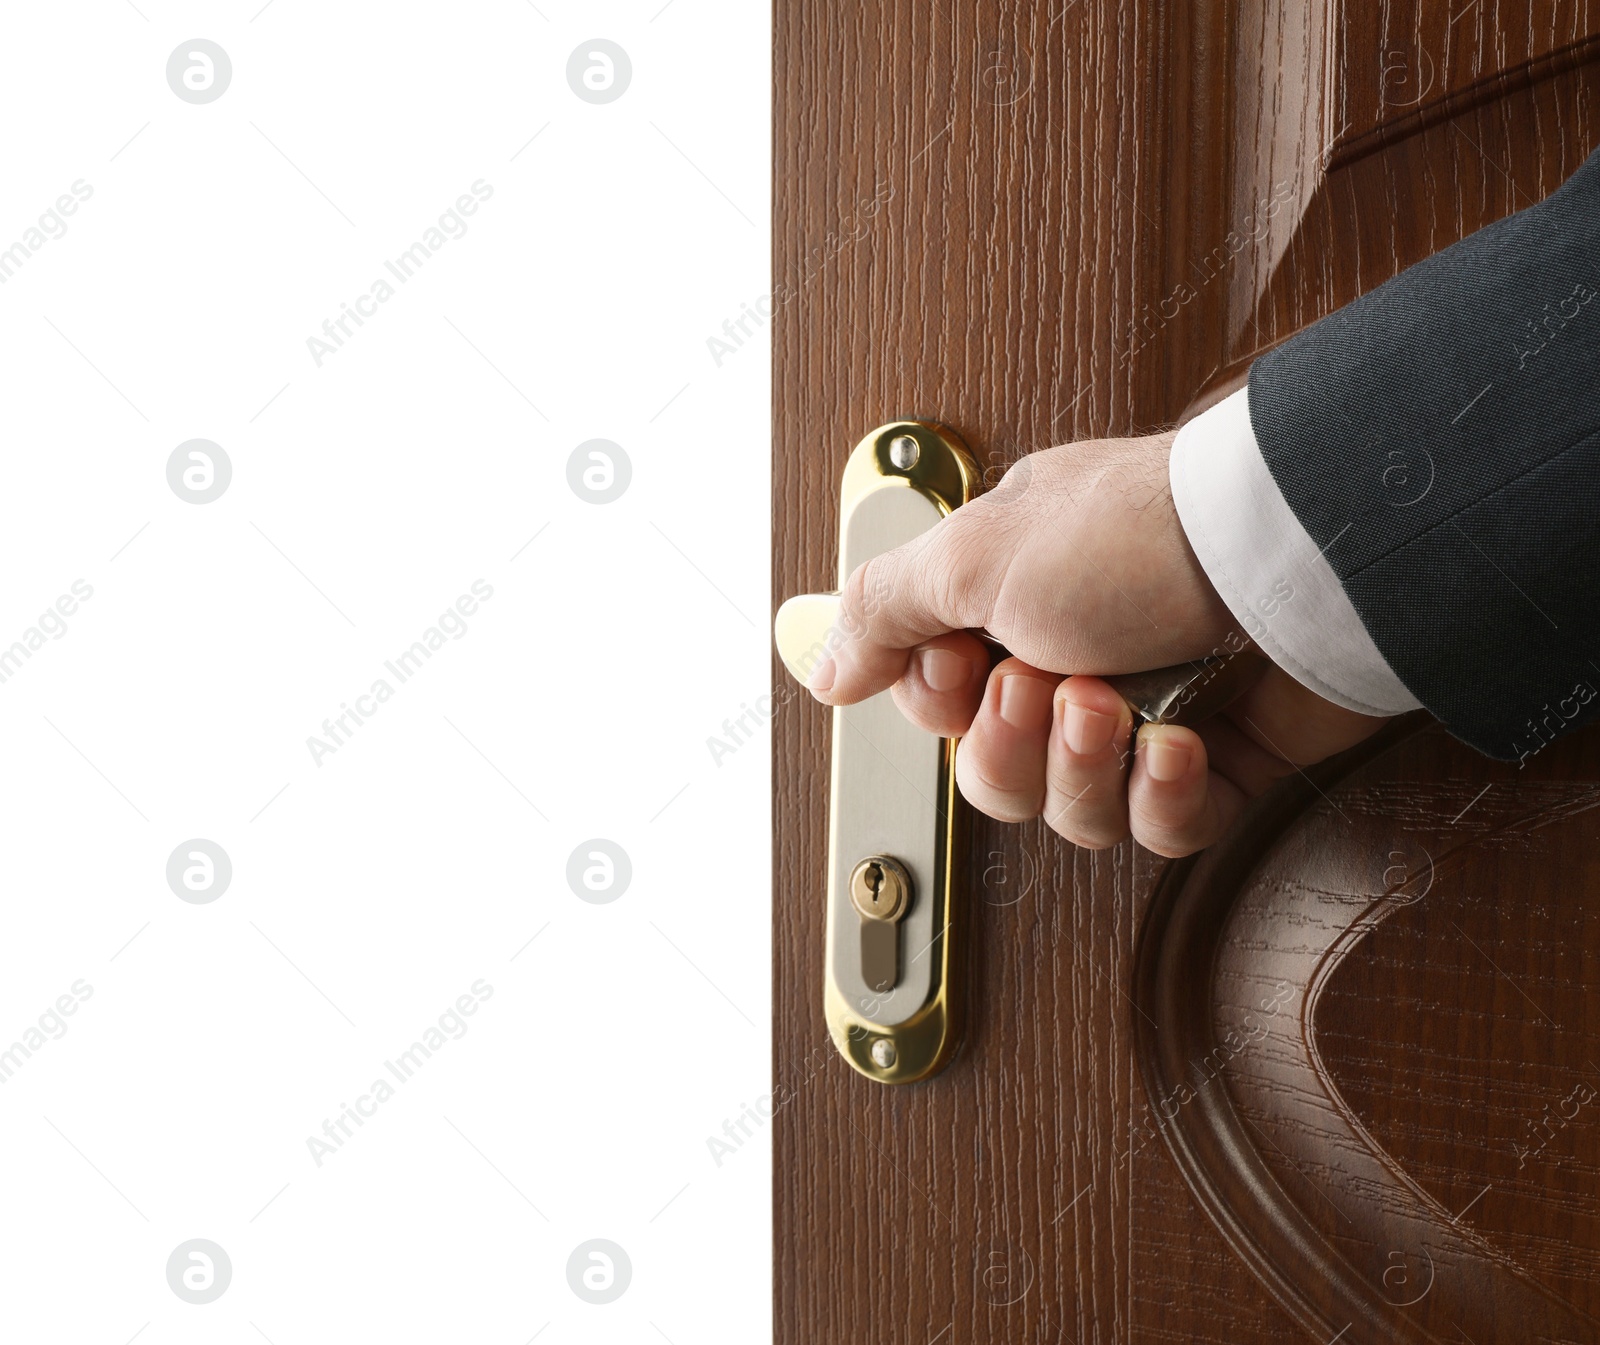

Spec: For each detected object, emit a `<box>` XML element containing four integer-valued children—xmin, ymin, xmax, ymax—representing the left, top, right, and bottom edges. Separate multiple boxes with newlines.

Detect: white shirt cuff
<box><xmin>1168</xmin><ymin>388</ymin><xmax>1422</xmax><ymax>718</ymax></box>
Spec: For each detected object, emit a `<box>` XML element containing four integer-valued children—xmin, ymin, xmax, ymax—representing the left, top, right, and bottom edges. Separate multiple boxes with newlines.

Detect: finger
<box><xmin>1187</xmin><ymin>712</ymin><xmax>1298</xmax><ymax>800</ymax></box>
<box><xmin>808</xmin><ymin>510</ymin><xmax>996</xmax><ymax>705</ymax></box>
<box><xmin>1127</xmin><ymin>724</ymin><xmax>1248</xmax><ymax>857</ymax></box>
<box><xmin>1174</xmin><ymin>664</ymin><xmax>1390</xmax><ymax>811</ymax></box>
<box><xmin>1123</xmin><ymin>663</ymin><xmax>1391</xmax><ymax>858</ymax></box>
<box><xmin>954</xmin><ymin>658</ymin><xmax>1058</xmax><ymax>822</ymax></box>
<box><xmin>1042</xmin><ymin>675</ymin><xmax>1135</xmax><ymax>849</ymax></box>
<box><xmin>889</xmin><ymin>630</ymin><xmax>992</xmax><ymax>737</ymax></box>
<box><xmin>1225</xmin><ymin>663</ymin><xmax>1391</xmax><ymax>770</ymax></box>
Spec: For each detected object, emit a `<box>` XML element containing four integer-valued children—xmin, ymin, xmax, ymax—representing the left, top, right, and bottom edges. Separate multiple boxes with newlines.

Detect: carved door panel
<box><xmin>773</xmin><ymin>5</ymin><xmax>1600</xmax><ymax>1342</ymax></box>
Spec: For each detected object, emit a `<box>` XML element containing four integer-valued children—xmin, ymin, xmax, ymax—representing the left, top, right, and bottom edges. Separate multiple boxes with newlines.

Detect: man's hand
<box><xmin>805</xmin><ymin>431</ymin><xmax>1391</xmax><ymax>856</ymax></box>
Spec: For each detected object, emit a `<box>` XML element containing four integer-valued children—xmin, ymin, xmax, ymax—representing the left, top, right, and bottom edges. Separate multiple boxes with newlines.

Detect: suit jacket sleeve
<box><xmin>1246</xmin><ymin>144</ymin><xmax>1600</xmax><ymax>761</ymax></box>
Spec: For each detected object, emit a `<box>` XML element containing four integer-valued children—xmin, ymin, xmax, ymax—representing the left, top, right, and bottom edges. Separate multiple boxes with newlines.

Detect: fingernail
<box><xmin>999</xmin><ymin>674</ymin><xmax>1054</xmax><ymax>730</ymax></box>
<box><xmin>919</xmin><ymin>647</ymin><xmax>970</xmax><ymax>692</ymax></box>
<box><xmin>808</xmin><ymin>656</ymin><xmax>836</xmax><ymax>694</ymax></box>
<box><xmin>1063</xmin><ymin>703</ymin><xmax>1116</xmax><ymax>756</ymax></box>
<box><xmin>1143</xmin><ymin>730</ymin><xmax>1192</xmax><ymax>783</ymax></box>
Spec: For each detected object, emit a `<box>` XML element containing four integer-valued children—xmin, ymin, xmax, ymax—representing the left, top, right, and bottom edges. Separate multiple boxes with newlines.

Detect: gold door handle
<box><xmin>775</xmin><ymin>421</ymin><xmax>975</xmax><ymax>1084</ymax></box>
<box><xmin>774</xmin><ymin>421</ymin><xmax>1269</xmax><ymax>1085</ymax></box>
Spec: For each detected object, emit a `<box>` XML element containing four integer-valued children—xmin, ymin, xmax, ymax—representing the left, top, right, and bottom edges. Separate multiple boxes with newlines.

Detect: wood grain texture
<box><xmin>1330</xmin><ymin>0</ymin><xmax>1600</xmax><ymax>168</ymax></box>
<box><xmin>1134</xmin><ymin>719</ymin><xmax>1600</xmax><ymax>1342</ymax></box>
<box><xmin>1315</xmin><ymin>753</ymin><xmax>1600</xmax><ymax>1322</ymax></box>
<box><xmin>773</xmin><ymin>4</ymin><xmax>1600</xmax><ymax>1341</ymax></box>
<box><xmin>1211</xmin><ymin>0</ymin><xmax>1600</xmax><ymax>380</ymax></box>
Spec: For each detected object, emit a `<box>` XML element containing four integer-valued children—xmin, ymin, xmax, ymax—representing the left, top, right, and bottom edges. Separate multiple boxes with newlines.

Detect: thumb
<box><xmin>810</xmin><ymin>511</ymin><xmax>996</xmax><ymax>705</ymax></box>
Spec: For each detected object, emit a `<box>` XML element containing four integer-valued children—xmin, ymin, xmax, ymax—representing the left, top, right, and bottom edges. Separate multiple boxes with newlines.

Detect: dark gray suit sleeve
<box><xmin>1247</xmin><ymin>145</ymin><xmax>1600</xmax><ymax>761</ymax></box>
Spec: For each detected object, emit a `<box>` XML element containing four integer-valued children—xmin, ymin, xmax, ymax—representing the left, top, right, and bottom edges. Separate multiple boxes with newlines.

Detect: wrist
<box><xmin>1168</xmin><ymin>388</ymin><xmax>1422</xmax><ymax>717</ymax></box>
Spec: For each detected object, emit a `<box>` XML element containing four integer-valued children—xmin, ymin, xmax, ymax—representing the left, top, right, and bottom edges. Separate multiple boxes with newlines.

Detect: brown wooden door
<box><xmin>773</xmin><ymin>5</ymin><xmax>1600</xmax><ymax>1343</ymax></box>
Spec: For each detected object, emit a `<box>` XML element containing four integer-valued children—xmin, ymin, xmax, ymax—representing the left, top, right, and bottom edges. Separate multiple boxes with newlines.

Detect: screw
<box><xmin>888</xmin><ymin>434</ymin><xmax>919</xmax><ymax>470</ymax></box>
<box><xmin>870</xmin><ymin>1038</ymin><xmax>897</xmax><ymax>1069</ymax></box>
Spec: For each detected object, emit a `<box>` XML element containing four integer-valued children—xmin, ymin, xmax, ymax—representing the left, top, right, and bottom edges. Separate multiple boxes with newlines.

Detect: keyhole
<box><xmin>866</xmin><ymin>863</ymin><xmax>885</xmax><ymax>911</ymax></box>
<box><xmin>848</xmin><ymin>854</ymin><xmax>913</xmax><ymax>998</ymax></box>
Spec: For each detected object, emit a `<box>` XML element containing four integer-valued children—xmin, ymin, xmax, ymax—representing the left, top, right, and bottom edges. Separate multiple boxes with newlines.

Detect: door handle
<box><xmin>775</xmin><ymin>421</ymin><xmax>1268</xmax><ymax>1085</ymax></box>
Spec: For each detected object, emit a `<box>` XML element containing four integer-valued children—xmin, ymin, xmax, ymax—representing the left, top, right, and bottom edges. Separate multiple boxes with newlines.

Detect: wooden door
<box><xmin>773</xmin><ymin>5</ymin><xmax>1600</xmax><ymax>1342</ymax></box>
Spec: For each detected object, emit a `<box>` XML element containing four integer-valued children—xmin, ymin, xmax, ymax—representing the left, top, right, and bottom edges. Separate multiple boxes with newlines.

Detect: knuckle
<box><xmin>838</xmin><ymin>556</ymin><xmax>881</xmax><ymax>629</ymax></box>
<box><xmin>976</xmin><ymin>797</ymin><xmax>1043</xmax><ymax>825</ymax></box>
<box><xmin>843</xmin><ymin>544</ymin><xmax>920</xmax><ymax>638</ymax></box>
<box><xmin>929</xmin><ymin>517</ymin><xmax>998</xmax><ymax>625</ymax></box>
<box><xmin>1067</xmin><ymin>830</ymin><xmax>1126</xmax><ymax>852</ymax></box>
<box><xmin>1045</xmin><ymin>794</ymin><xmax>1127</xmax><ymax>850</ymax></box>
<box><xmin>1129</xmin><ymin>811</ymin><xmax>1205</xmax><ymax>858</ymax></box>
<box><xmin>957</xmin><ymin>764</ymin><xmax>1041</xmax><ymax>823</ymax></box>
<box><xmin>843</xmin><ymin>511</ymin><xmax>997</xmax><ymax>641</ymax></box>
<box><xmin>889</xmin><ymin>684</ymin><xmax>963</xmax><ymax>736</ymax></box>
<box><xmin>1134</xmin><ymin>832</ymin><xmax>1194</xmax><ymax>859</ymax></box>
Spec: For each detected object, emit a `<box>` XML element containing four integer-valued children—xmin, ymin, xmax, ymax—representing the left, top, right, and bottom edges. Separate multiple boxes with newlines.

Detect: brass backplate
<box><xmin>777</xmin><ymin>420</ymin><xmax>977</xmax><ymax>1085</ymax></box>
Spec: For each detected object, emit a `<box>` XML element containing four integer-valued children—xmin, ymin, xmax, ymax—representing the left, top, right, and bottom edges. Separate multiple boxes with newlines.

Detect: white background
<box><xmin>0</xmin><ymin>4</ymin><xmax>770</xmax><ymax>1341</ymax></box>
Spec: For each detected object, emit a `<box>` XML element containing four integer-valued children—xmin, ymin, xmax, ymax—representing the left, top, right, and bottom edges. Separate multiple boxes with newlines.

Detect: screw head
<box><xmin>888</xmin><ymin>434</ymin><xmax>920</xmax><ymax>470</ymax></box>
<box><xmin>870</xmin><ymin>1038</ymin><xmax>897</xmax><ymax>1069</ymax></box>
